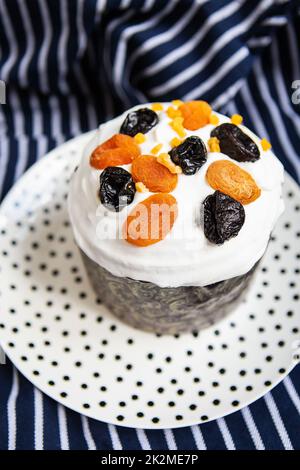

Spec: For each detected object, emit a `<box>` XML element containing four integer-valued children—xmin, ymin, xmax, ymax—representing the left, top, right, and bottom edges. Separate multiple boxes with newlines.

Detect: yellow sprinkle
<box><xmin>209</xmin><ymin>114</ymin><xmax>219</xmax><ymax>125</ymax></box>
<box><xmin>170</xmin><ymin>137</ymin><xmax>182</xmax><ymax>147</ymax></box>
<box><xmin>261</xmin><ymin>138</ymin><xmax>272</xmax><ymax>151</ymax></box>
<box><xmin>167</xmin><ymin>106</ymin><xmax>182</xmax><ymax>119</ymax></box>
<box><xmin>169</xmin><ymin>116</ymin><xmax>186</xmax><ymax>138</ymax></box>
<box><xmin>172</xmin><ymin>99</ymin><xmax>183</xmax><ymax>107</ymax></box>
<box><xmin>151</xmin><ymin>103</ymin><xmax>164</xmax><ymax>111</ymax></box>
<box><xmin>134</xmin><ymin>133</ymin><xmax>146</xmax><ymax>144</ymax></box>
<box><xmin>151</xmin><ymin>143</ymin><xmax>163</xmax><ymax>155</ymax></box>
<box><xmin>157</xmin><ymin>153</ymin><xmax>182</xmax><ymax>174</ymax></box>
<box><xmin>135</xmin><ymin>182</ymin><xmax>148</xmax><ymax>193</ymax></box>
<box><xmin>208</xmin><ymin>137</ymin><xmax>220</xmax><ymax>153</ymax></box>
<box><xmin>231</xmin><ymin>114</ymin><xmax>243</xmax><ymax>125</ymax></box>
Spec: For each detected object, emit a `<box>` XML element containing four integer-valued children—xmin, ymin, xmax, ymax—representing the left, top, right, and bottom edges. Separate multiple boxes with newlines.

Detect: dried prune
<box><xmin>99</xmin><ymin>167</ymin><xmax>136</xmax><ymax>212</ymax></box>
<box><xmin>120</xmin><ymin>108</ymin><xmax>159</xmax><ymax>136</ymax></box>
<box><xmin>203</xmin><ymin>190</ymin><xmax>245</xmax><ymax>245</ymax></box>
<box><xmin>211</xmin><ymin>123</ymin><xmax>260</xmax><ymax>163</ymax></box>
<box><xmin>168</xmin><ymin>136</ymin><xmax>207</xmax><ymax>175</ymax></box>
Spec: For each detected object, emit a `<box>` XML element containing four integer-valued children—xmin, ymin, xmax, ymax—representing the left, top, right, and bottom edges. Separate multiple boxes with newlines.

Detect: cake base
<box><xmin>80</xmin><ymin>248</ymin><xmax>260</xmax><ymax>335</ymax></box>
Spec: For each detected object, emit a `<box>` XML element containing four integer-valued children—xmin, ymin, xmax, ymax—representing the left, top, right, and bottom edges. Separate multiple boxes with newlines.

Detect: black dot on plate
<box><xmin>137</xmin><ymin>412</ymin><xmax>144</xmax><ymax>418</ymax></box>
<box><xmin>213</xmin><ymin>399</ymin><xmax>220</xmax><ymax>406</ymax></box>
<box><xmin>201</xmin><ymin>415</ymin><xmax>208</xmax><ymax>421</ymax></box>
<box><xmin>99</xmin><ymin>401</ymin><xmax>106</xmax><ymax>407</ymax></box>
<box><xmin>264</xmin><ymin>381</ymin><xmax>272</xmax><ymax>386</ymax></box>
<box><xmin>279</xmin><ymin>368</ymin><xmax>286</xmax><ymax>374</ymax></box>
<box><xmin>254</xmin><ymin>368</ymin><xmax>261</xmax><ymax>374</ymax></box>
<box><xmin>246</xmin><ymin>385</ymin><xmax>253</xmax><ymax>391</ymax></box>
<box><xmin>198</xmin><ymin>391</ymin><xmax>205</xmax><ymax>397</ymax></box>
<box><xmin>119</xmin><ymin>401</ymin><xmax>126</xmax><ymax>407</ymax></box>
<box><xmin>60</xmin><ymin>392</ymin><xmax>67</xmax><ymax>398</ymax></box>
<box><xmin>83</xmin><ymin>404</ymin><xmax>90</xmax><ymax>409</ymax></box>
<box><xmin>176</xmin><ymin>415</ymin><xmax>183</xmax><ymax>421</ymax></box>
<box><xmin>131</xmin><ymin>395</ymin><xmax>138</xmax><ymax>400</ymax></box>
<box><xmin>157</xmin><ymin>387</ymin><xmax>164</xmax><ymax>394</ymax></box>
<box><xmin>117</xmin><ymin>415</ymin><xmax>124</xmax><ymax>422</ymax></box>
<box><xmin>152</xmin><ymin>417</ymin><xmax>159</xmax><ymax>423</ymax></box>
<box><xmin>232</xmin><ymin>400</ymin><xmax>239</xmax><ymax>407</ymax></box>
<box><xmin>230</xmin><ymin>385</ymin><xmax>237</xmax><ymax>391</ymax></box>
<box><xmin>33</xmin><ymin>370</ymin><xmax>39</xmax><ymax>376</ymax></box>
<box><xmin>48</xmin><ymin>381</ymin><xmax>55</xmax><ymax>386</ymax></box>
<box><xmin>147</xmin><ymin>401</ymin><xmax>154</xmax><ymax>407</ymax></box>
<box><xmin>266</xmin><ymin>356</ymin><xmax>273</xmax><ymax>362</ymax></box>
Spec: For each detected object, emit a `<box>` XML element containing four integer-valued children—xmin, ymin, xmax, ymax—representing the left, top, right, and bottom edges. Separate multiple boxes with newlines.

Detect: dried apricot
<box><xmin>131</xmin><ymin>155</ymin><xmax>178</xmax><ymax>193</ymax></box>
<box><xmin>124</xmin><ymin>193</ymin><xmax>178</xmax><ymax>247</ymax></box>
<box><xmin>90</xmin><ymin>134</ymin><xmax>140</xmax><ymax>169</ymax></box>
<box><xmin>179</xmin><ymin>101</ymin><xmax>212</xmax><ymax>130</ymax></box>
<box><xmin>206</xmin><ymin>160</ymin><xmax>261</xmax><ymax>205</ymax></box>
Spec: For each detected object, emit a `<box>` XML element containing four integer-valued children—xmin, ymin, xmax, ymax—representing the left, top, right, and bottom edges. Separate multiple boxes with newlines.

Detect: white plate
<box><xmin>0</xmin><ymin>132</ymin><xmax>299</xmax><ymax>429</ymax></box>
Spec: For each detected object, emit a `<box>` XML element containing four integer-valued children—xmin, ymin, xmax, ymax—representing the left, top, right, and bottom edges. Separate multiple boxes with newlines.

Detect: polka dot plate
<box><xmin>0</xmin><ymin>132</ymin><xmax>299</xmax><ymax>429</ymax></box>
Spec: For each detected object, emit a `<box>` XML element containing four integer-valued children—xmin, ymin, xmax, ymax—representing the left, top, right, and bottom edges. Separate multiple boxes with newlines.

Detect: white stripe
<box><xmin>57</xmin><ymin>404</ymin><xmax>69</xmax><ymax>450</ymax></box>
<box><xmin>76</xmin><ymin>0</ymin><xmax>88</xmax><ymax>58</ymax></box>
<box><xmin>113</xmin><ymin>0</ymin><xmax>179</xmax><ymax>105</ymax></box>
<box><xmin>34</xmin><ymin>388</ymin><xmax>44</xmax><ymax>450</ymax></box>
<box><xmin>9</xmin><ymin>90</ymin><xmax>29</xmax><ymax>182</ymax></box>
<box><xmin>49</xmin><ymin>96</ymin><xmax>65</xmax><ymax>144</ymax></box>
<box><xmin>95</xmin><ymin>0</ymin><xmax>107</xmax><ymax>23</ymax></box>
<box><xmin>120</xmin><ymin>0</ymin><xmax>132</xmax><ymax>8</ymax></box>
<box><xmin>211</xmin><ymin>78</ymin><xmax>244</xmax><ymax>110</ymax></box>
<box><xmin>262</xmin><ymin>16</ymin><xmax>287</xmax><ymax>26</ymax></box>
<box><xmin>0</xmin><ymin>0</ymin><xmax>19</xmax><ymax>81</ymax></box>
<box><xmin>150</xmin><ymin>0</ymin><xmax>272</xmax><ymax>95</ymax></box>
<box><xmin>58</xmin><ymin>0</ymin><xmax>69</xmax><ymax>94</ymax></box>
<box><xmin>141</xmin><ymin>0</ymin><xmax>245</xmax><ymax>79</ymax></box>
<box><xmin>136</xmin><ymin>429</ymin><xmax>151</xmax><ymax>450</ymax></box>
<box><xmin>271</xmin><ymin>38</ymin><xmax>300</xmax><ymax>136</ymax></box>
<box><xmin>126</xmin><ymin>1</ymin><xmax>201</xmax><ymax>73</ymax></box>
<box><xmin>17</xmin><ymin>0</ymin><xmax>35</xmax><ymax>87</ymax></box>
<box><xmin>241</xmin><ymin>407</ymin><xmax>265</xmax><ymax>450</ymax></box>
<box><xmin>29</xmin><ymin>92</ymin><xmax>49</xmax><ymax>160</ymax></box>
<box><xmin>254</xmin><ymin>59</ymin><xmax>300</xmax><ymax>180</ymax></box>
<box><xmin>38</xmin><ymin>0</ymin><xmax>52</xmax><ymax>93</ymax></box>
<box><xmin>7</xmin><ymin>368</ymin><xmax>19</xmax><ymax>450</ymax></box>
<box><xmin>264</xmin><ymin>393</ymin><xmax>293</xmax><ymax>450</ymax></box>
<box><xmin>0</xmin><ymin>136</ymin><xmax>9</xmax><ymax>199</ymax></box>
<box><xmin>183</xmin><ymin>47</ymin><xmax>249</xmax><ymax>101</ymax></box>
<box><xmin>10</xmin><ymin>90</ymin><xmax>25</xmax><ymax>136</ymax></box>
<box><xmin>217</xmin><ymin>418</ymin><xmax>236</xmax><ymax>450</ymax></box>
<box><xmin>283</xmin><ymin>376</ymin><xmax>300</xmax><ymax>415</ymax></box>
<box><xmin>248</xmin><ymin>37</ymin><xmax>271</xmax><ymax>48</ymax></box>
<box><xmin>68</xmin><ymin>96</ymin><xmax>81</xmax><ymax>137</ymax></box>
<box><xmin>81</xmin><ymin>415</ymin><xmax>97</xmax><ymax>450</ymax></box>
<box><xmin>0</xmin><ymin>105</ymin><xmax>9</xmax><ymax>198</ymax></box>
<box><xmin>37</xmin><ymin>135</ymin><xmax>48</xmax><ymax>161</ymax></box>
<box><xmin>190</xmin><ymin>425</ymin><xmax>207</xmax><ymax>450</ymax></box>
<box><xmin>103</xmin><ymin>9</ymin><xmax>134</xmax><ymax>111</ymax></box>
<box><xmin>108</xmin><ymin>424</ymin><xmax>123</xmax><ymax>450</ymax></box>
<box><xmin>163</xmin><ymin>429</ymin><xmax>177</xmax><ymax>450</ymax></box>
<box><xmin>141</xmin><ymin>0</ymin><xmax>156</xmax><ymax>12</ymax></box>
<box><xmin>29</xmin><ymin>93</ymin><xmax>43</xmax><ymax>137</ymax></box>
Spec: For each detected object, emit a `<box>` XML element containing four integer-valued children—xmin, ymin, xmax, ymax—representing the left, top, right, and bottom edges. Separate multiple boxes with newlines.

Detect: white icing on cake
<box><xmin>68</xmin><ymin>103</ymin><xmax>284</xmax><ymax>287</ymax></box>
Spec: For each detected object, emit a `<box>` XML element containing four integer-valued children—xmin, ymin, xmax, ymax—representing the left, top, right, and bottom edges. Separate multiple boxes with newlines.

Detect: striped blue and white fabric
<box><xmin>1</xmin><ymin>0</ymin><xmax>300</xmax><ymax>450</ymax></box>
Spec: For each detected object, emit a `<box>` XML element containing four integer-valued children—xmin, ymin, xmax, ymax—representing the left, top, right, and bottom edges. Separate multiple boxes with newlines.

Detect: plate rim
<box><xmin>0</xmin><ymin>132</ymin><xmax>299</xmax><ymax>429</ymax></box>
